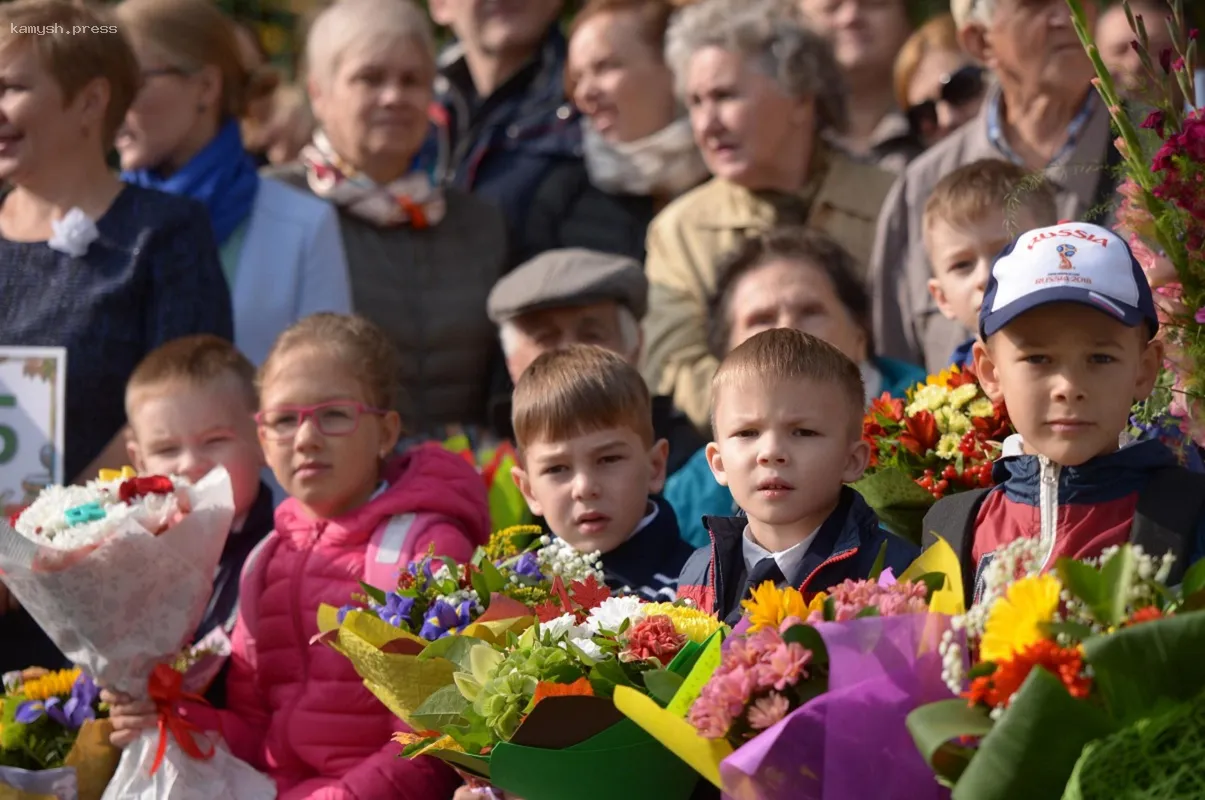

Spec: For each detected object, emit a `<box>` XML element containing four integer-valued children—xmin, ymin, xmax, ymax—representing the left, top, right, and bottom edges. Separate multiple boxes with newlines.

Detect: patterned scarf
<box><xmin>299</xmin><ymin>130</ymin><xmax>446</xmax><ymax>228</ymax></box>
<box><xmin>581</xmin><ymin>117</ymin><xmax>709</xmax><ymax>199</ymax></box>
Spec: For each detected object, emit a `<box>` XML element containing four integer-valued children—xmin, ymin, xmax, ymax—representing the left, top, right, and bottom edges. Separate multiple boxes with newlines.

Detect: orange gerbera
<box><xmin>532</xmin><ymin>677</ymin><xmax>594</xmax><ymax>708</ymax></box>
<box><xmin>965</xmin><ymin>640</ymin><xmax>1091</xmax><ymax>710</ymax></box>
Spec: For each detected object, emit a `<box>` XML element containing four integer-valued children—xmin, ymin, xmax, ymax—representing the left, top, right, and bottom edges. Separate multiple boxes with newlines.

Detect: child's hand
<box><xmin>101</xmin><ymin>689</ymin><xmax>158</xmax><ymax>748</ymax></box>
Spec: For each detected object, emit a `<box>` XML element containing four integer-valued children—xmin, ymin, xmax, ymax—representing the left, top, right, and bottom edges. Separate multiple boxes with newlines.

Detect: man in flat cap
<box><xmin>487</xmin><ymin>248</ymin><xmax>703</xmax><ymax>477</ymax></box>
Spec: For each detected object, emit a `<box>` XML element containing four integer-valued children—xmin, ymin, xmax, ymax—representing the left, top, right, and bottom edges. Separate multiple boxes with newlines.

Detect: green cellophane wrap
<box><xmin>1062</xmin><ymin>688</ymin><xmax>1205</xmax><ymax>800</ymax></box>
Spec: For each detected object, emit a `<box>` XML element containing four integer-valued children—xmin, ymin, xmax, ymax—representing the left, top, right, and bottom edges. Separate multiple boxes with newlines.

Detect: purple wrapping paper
<box><xmin>719</xmin><ymin>614</ymin><xmax>954</xmax><ymax>800</ymax></box>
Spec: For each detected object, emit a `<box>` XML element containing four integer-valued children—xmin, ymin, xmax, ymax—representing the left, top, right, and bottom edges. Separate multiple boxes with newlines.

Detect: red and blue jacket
<box><xmin>967</xmin><ymin>437</ymin><xmax>1205</xmax><ymax>599</ymax></box>
<box><xmin>677</xmin><ymin>487</ymin><xmax>919</xmax><ymax>623</ymax></box>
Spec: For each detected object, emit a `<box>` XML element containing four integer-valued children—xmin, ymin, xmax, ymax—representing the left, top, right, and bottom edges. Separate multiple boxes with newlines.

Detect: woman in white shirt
<box><xmin>113</xmin><ymin>0</ymin><xmax>351</xmax><ymax>365</ymax></box>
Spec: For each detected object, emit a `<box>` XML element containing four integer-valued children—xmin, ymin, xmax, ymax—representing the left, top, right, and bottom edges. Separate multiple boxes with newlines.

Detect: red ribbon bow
<box><xmin>118</xmin><ymin>476</ymin><xmax>175</xmax><ymax>504</ymax></box>
<box><xmin>148</xmin><ymin>663</ymin><xmax>216</xmax><ymax>775</ymax></box>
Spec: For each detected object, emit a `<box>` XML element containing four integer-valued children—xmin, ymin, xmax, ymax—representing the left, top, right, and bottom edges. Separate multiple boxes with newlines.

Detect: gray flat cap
<box><xmin>487</xmin><ymin>248</ymin><xmax>649</xmax><ymax>323</ymax></box>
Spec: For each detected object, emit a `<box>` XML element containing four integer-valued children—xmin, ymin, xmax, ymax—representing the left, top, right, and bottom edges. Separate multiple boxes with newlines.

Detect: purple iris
<box><xmin>15</xmin><ymin>673</ymin><xmax>99</xmax><ymax>730</ymax></box>
<box><xmin>418</xmin><ymin>599</ymin><xmax>473</xmax><ymax>640</ymax></box>
<box><xmin>511</xmin><ymin>551</ymin><xmax>544</xmax><ymax>580</ymax></box>
<box><xmin>336</xmin><ymin>604</ymin><xmax>358</xmax><ymax>623</ymax></box>
<box><xmin>406</xmin><ymin>560</ymin><xmax>436</xmax><ymax>585</ymax></box>
<box><xmin>375</xmin><ymin>592</ymin><xmax>416</xmax><ymax>629</ymax></box>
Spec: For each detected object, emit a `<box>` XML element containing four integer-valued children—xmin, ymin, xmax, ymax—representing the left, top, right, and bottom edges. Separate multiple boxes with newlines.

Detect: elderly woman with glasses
<box><xmin>894</xmin><ymin>14</ymin><xmax>986</xmax><ymax>148</ymax></box>
<box><xmin>115</xmin><ymin>0</ymin><xmax>352</xmax><ymax>366</ymax></box>
<box><xmin>640</xmin><ymin>0</ymin><xmax>895</xmax><ymax>433</ymax></box>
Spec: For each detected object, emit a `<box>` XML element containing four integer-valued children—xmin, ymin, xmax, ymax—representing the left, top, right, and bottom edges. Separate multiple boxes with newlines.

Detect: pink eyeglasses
<box><xmin>255</xmin><ymin>401</ymin><xmax>387</xmax><ymax>440</ymax></box>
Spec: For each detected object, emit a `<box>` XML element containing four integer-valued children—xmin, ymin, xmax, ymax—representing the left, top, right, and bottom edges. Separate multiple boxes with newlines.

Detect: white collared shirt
<box><xmin>741</xmin><ymin>523</ymin><xmax>821</xmax><ymax>582</ymax></box>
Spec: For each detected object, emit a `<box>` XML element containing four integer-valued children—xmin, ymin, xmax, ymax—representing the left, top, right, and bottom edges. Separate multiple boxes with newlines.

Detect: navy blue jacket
<box><xmin>677</xmin><ymin>487</ymin><xmax>919</xmax><ymax>623</ymax></box>
<box><xmin>600</xmin><ymin>496</ymin><xmax>694</xmax><ymax>601</ymax></box>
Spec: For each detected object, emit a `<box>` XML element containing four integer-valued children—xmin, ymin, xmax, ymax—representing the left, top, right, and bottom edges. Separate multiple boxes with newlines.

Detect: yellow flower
<box><xmin>807</xmin><ymin>592</ymin><xmax>828</xmax><ymax>615</ymax></box>
<box><xmin>926</xmin><ymin>365</ymin><xmax>961</xmax><ymax>387</ymax></box>
<box><xmin>935</xmin><ymin>433</ymin><xmax>962</xmax><ymax>459</ymax></box>
<box><xmin>97</xmin><ymin>466</ymin><xmax>137</xmax><ymax>482</ymax></box>
<box><xmin>948</xmin><ymin>383</ymin><xmax>979</xmax><ymax>409</ymax></box>
<box><xmin>21</xmin><ymin>668</ymin><xmax>80</xmax><ymax>702</ymax></box>
<box><xmin>980</xmin><ymin>575</ymin><xmax>1061</xmax><ymax>663</ymax></box>
<box><xmin>484</xmin><ymin>525</ymin><xmax>543</xmax><ymax>561</ymax></box>
<box><xmin>742</xmin><ymin>581</ymin><xmax>807</xmax><ymax>632</ymax></box>
<box><xmin>643</xmin><ymin>603</ymin><xmax>723</xmax><ymax>643</ymax></box>
<box><xmin>907</xmin><ymin>384</ymin><xmax>950</xmax><ymax>416</ymax></box>
<box><xmin>937</xmin><ymin>409</ymin><xmax>971</xmax><ymax>435</ymax></box>
<box><xmin>968</xmin><ymin>398</ymin><xmax>995</xmax><ymax>418</ymax></box>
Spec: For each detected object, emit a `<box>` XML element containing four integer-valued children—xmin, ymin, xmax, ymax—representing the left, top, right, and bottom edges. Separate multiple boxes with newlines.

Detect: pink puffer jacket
<box><xmin>188</xmin><ymin>444</ymin><xmax>489</xmax><ymax>799</ymax></box>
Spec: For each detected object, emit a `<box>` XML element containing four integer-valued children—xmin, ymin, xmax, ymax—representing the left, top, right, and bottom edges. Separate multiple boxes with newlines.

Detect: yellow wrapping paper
<box><xmin>899</xmin><ymin>536</ymin><xmax>966</xmax><ymax>616</ymax></box>
<box><xmin>64</xmin><ymin>719</ymin><xmax>120</xmax><ymax>800</ymax></box>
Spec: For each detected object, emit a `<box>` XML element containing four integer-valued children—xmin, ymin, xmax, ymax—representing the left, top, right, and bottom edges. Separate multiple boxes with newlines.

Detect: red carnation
<box><xmin>118</xmin><ymin>476</ymin><xmax>176</xmax><ymax>504</ymax></box>
<box><xmin>622</xmin><ymin>615</ymin><xmax>686</xmax><ymax>666</ymax></box>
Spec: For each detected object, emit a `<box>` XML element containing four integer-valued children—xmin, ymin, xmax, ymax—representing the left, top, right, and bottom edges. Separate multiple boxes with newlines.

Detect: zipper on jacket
<box><xmin>282</xmin><ymin>521</ymin><xmax>324</xmax><ymax>766</ymax></box>
<box><xmin>1037</xmin><ymin>455</ymin><xmax>1061</xmax><ymax>572</ymax></box>
<box><xmin>706</xmin><ymin>531</ymin><xmax>719</xmax><ymax>615</ymax></box>
<box><xmin>798</xmin><ymin>548</ymin><xmax>859</xmax><ymax>596</ymax></box>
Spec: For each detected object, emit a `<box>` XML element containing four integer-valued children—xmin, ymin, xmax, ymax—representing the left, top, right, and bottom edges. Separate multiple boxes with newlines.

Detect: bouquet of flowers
<box><xmin>392</xmin><ymin>575</ymin><xmax>723</xmax><ymax>800</ymax></box>
<box><xmin>317</xmin><ymin>525</ymin><xmax>608</xmax><ymax>728</ymax></box>
<box><xmin>1065</xmin><ymin>0</ymin><xmax>1204</xmax><ymax>441</ymax></box>
<box><xmin>0</xmin><ymin>466</ymin><xmax>274</xmax><ymax>800</ymax></box>
<box><xmin>0</xmin><ymin>667</ymin><xmax>118</xmax><ymax>800</ymax></box>
<box><xmin>619</xmin><ymin>541</ymin><xmax>966</xmax><ymax>800</ymax></box>
<box><xmin>907</xmin><ymin>539</ymin><xmax>1205</xmax><ymax>799</ymax></box>
<box><xmin>854</xmin><ymin>366</ymin><xmax>1011</xmax><ymax>544</ymax></box>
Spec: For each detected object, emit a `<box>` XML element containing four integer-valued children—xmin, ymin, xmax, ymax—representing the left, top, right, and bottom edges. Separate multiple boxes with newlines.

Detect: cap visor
<box><xmin>981</xmin><ymin>287</ymin><xmax>1145</xmax><ymax>338</ymax></box>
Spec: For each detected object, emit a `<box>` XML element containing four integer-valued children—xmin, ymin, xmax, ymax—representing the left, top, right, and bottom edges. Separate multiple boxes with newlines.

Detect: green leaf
<box><xmin>855</xmin><ymin>606</ymin><xmax>881</xmax><ymax>619</ymax></box>
<box><xmin>410</xmin><ymin>684</ymin><xmax>471</xmax><ymax>731</ymax></box>
<box><xmin>1037</xmin><ymin>621</ymin><xmax>1095</xmax><ymax>642</ymax></box>
<box><xmin>950</xmin><ymin>669</ymin><xmax>1116</xmax><ymax>800</ymax></box>
<box><xmin>588</xmin><ymin>658</ymin><xmax>635</xmax><ymax>697</ymax></box>
<box><xmin>1180</xmin><ymin>555</ymin><xmax>1205</xmax><ymax>600</ymax></box>
<box><xmin>643</xmin><ymin>668</ymin><xmax>685</xmax><ymax>706</ymax></box>
<box><xmin>1055</xmin><ymin>558</ymin><xmax>1108</xmax><ymax>624</ymax></box>
<box><xmin>868</xmin><ymin>540</ymin><xmax>888</xmax><ymax>581</ymax></box>
<box><xmin>470</xmin><ymin>570</ymin><xmax>492</xmax><ymax>611</ymax></box>
<box><xmin>1096</xmin><ymin>544</ymin><xmax>1137</xmax><ymax>628</ymax></box>
<box><xmin>418</xmin><ymin>635</ymin><xmax>488</xmax><ymax>671</ymax></box>
<box><xmin>1181</xmin><ymin>588</ymin><xmax>1205</xmax><ymax>613</ymax></box>
<box><xmin>781</xmin><ymin>624</ymin><xmax>830</xmax><ymax>667</ymax></box>
<box><xmin>359</xmin><ymin>581</ymin><xmax>388</xmax><ymax>605</ymax></box>
<box><xmin>914</xmin><ymin>571</ymin><xmax>948</xmax><ymax>598</ymax></box>
<box><xmin>906</xmin><ymin>699</ymin><xmax>994</xmax><ymax>785</ymax></box>
<box><xmin>479</xmin><ymin>557</ymin><xmax>507</xmax><ymax>593</ymax></box>
<box><xmin>1083</xmin><ymin>610</ymin><xmax>1205</xmax><ymax>726</ymax></box>
<box><xmin>966</xmin><ymin>660</ymin><xmax>997</xmax><ymax>680</ymax></box>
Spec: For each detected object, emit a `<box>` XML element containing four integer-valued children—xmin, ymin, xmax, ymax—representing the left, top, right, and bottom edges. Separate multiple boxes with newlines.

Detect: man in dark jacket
<box><xmin>427</xmin><ymin>0</ymin><xmax>628</xmax><ymax>264</ymax></box>
<box><xmin>487</xmin><ymin>248</ymin><xmax>704</xmax><ymax>478</ymax></box>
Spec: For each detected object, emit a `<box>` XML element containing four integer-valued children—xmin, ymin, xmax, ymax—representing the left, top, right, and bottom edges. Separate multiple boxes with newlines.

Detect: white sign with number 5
<box><xmin>0</xmin><ymin>346</ymin><xmax>66</xmax><ymax>520</ymax></box>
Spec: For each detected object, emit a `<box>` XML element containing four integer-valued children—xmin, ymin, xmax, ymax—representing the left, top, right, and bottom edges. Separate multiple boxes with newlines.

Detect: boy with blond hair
<box><xmin>677</xmin><ymin>328</ymin><xmax>918</xmax><ymax>623</ymax></box>
<box><xmin>923</xmin><ymin>159</ymin><xmax>1059</xmax><ymax>368</ymax></box>
<box><xmin>511</xmin><ymin>345</ymin><xmax>694</xmax><ymax>600</ymax></box>
<box><xmin>924</xmin><ymin>222</ymin><xmax>1205</xmax><ymax>605</ymax></box>
<box><xmin>125</xmin><ymin>335</ymin><xmax>272</xmax><ymax>642</ymax></box>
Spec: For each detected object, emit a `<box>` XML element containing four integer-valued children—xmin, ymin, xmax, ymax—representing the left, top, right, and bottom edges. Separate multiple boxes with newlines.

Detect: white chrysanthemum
<box><xmin>11</xmin><ymin>474</ymin><xmax>190</xmax><ymax>550</ymax></box>
<box><xmin>935</xmin><ymin>433</ymin><xmax>962</xmax><ymax>459</ymax></box>
<box><xmin>538</xmin><ymin>613</ymin><xmax>583</xmax><ymax>641</ymax></box>
<box><xmin>565</xmin><ymin>636</ymin><xmax>606</xmax><ymax>661</ymax></box>
<box><xmin>967</xmin><ymin>398</ymin><xmax>995</xmax><ymax>418</ymax></box>
<box><xmin>585</xmin><ymin>596</ymin><xmax>647</xmax><ymax>634</ymax></box>
<box><xmin>948</xmin><ymin>383</ymin><xmax>979</xmax><ymax>409</ymax></box>
<box><xmin>906</xmin><ymin>384</ymin><xmax>949</xmax><ymax>415</ymax></box>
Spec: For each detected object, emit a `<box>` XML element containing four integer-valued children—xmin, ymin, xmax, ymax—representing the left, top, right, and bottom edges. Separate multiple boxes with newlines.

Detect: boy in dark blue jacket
<box><xmin>678</xmin><ymin>329</ymin><xmax>917</xmax><ymax>624</ymax></box>
<box><xmin>511</xmin><ymin>345</ymin><xmax>693</xmax><ymax>600</ymax></box>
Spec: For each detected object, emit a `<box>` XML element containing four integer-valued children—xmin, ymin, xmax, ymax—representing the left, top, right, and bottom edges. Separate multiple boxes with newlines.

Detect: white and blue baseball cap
<box><xmin>979</xmin><ymin>222</ymin><xmax>1159</xmax><ymax>340</ymax></box>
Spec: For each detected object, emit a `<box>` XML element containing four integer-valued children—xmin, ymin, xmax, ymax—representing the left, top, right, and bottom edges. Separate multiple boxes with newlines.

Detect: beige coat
<box><xmin>868</xmin><ymin>84</ymin><xmax>1117</xmax><ymax>373</ymax></box>
<box><xmin>640</xmin><ymin>151</ymin><xmax>895</xmax><ymax>431</ymax></box>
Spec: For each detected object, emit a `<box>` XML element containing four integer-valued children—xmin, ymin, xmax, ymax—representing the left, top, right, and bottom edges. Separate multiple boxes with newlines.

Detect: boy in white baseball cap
<box><xmin>922</xmin><ymin>221</ymin><xmax>1205</xmax><ymax>604</ymax></box>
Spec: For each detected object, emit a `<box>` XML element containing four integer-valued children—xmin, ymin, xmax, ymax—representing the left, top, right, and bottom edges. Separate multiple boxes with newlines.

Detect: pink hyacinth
<box><xmin>806</xmin><ymin>578</ymin><xmax>929</xmax><ymax>623</ymax></box>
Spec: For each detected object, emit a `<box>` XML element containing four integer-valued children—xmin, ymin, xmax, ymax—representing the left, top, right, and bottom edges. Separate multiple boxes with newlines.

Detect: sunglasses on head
<box><xmin>906</xmin><ymin>65</ymin><xmax>985</xmax><ymax>135</ymax></box>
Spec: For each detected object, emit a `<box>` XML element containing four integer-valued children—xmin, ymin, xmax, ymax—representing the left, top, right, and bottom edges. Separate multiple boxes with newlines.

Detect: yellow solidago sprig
<box><xmin>483</xmin><ymin>525</ymin><xmax>543</xmax><ymax>562</ymax></box>
<box><xmin>643</xmin><ymin>602</ymin><xmax>723</xmax><ymax>642</ymax></box>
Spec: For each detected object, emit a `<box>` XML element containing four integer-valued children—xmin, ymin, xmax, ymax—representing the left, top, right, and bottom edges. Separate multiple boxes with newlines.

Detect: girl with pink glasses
<box><xmin>107</xmin><ymin>312</ymin><xmax>488</xmax><ymax>799</ymax></box>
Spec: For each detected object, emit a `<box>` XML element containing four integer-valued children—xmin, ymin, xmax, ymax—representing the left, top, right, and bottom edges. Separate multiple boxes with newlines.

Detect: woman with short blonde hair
<box><xmin>272</xmin><ymin>0</ymin><xmax>508</xmax><ymax>437</ymax></box>
<box><xmin>114</xmin><ymin>0</ymin><xmax>352</xmax><ymax>366</ymax></box>
<box><xmin>893</xmin><ymin>14</ymin><xmax>984</xmax><ymax>147</ymax></box>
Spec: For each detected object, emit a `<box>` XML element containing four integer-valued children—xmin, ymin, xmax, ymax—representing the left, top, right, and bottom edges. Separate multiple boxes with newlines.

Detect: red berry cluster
<box><xmin>915</xmin><ymin>432</ymin><xmax>996</xmax><ymax>500</ymax></box>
